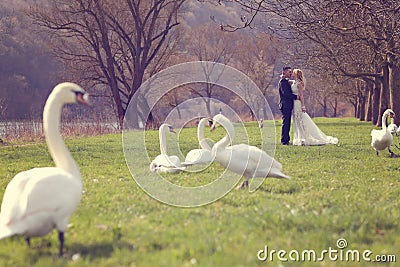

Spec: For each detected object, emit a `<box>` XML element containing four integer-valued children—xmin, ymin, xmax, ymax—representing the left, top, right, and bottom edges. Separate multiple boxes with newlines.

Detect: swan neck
<box><xmin>382</xmin><ymin>113</ymin><xmax>388</xmax><ymax>130</ymax></box>
<box><xmin>214</xmin><ymin>120</ymin><xmax>234</xmax><ymax>150</ymax></box>
<box><xmin>198</xmin><ymin>119</ymin><xmax>211</xmax><ymax>150</ymax></box>
<box><xmin>43</xmin><ymin>95</ymin><xmax>80</xmax><ymax>178</ymax></box>
<box><xmin>159</xmin><ymin>125</ymin><xmax>168</xmax><ymax>155</ymax></box>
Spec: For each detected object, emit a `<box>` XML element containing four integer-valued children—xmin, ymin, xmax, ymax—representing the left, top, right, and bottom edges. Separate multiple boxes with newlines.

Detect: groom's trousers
<box><xmin>280</xmin><ymin>107</ymin><xmax>292</xmax><ymax>144</ymax></box>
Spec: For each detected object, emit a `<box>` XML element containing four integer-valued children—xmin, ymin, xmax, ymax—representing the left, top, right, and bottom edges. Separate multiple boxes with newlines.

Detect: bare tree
<box><xmin>215</xmin><ymin>0</ymin><xmax>400</xmax><ymax>124</ymax></box>
<box><xmin>30</xmin><ymin>0</ymin><xmax>187</xmax><ymax>129</ymax></box>
<box><xmin>179</xmin><ymin>22</ymin><xmax>237</xmax><ymax>116</ymax></box>
<box><xmin>233</xmin><ymin>33</ymin><xmax>281</xmax><ymax>119</ymax></box>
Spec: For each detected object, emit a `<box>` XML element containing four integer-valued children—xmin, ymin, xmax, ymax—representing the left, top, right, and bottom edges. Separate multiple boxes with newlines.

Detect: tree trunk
<box><xmin>372</xmin><ymin>77</ymin><xmax>381</xmax><ymax>125</ymax></box>
<box><xmin>389</xmin><ymin>58</ymin><xmax>400</xmax><ymax>125</ymax></box>
<box><xmin>323</xmin><ymin>97</ymin><xmax>328</xmax><ymax>117</ymax></box>
<box><xmin>358</xmin><ymin>91</ymin><xmax>366</xmax><ymax>121</ymax></box>
<box><xmin>333</xmin><ymin>98</ymin><xmax>338</xmax><ymax>117</ymax></box>
<box><xmin>205</xmin><ymin>98</ymin><xmax>212</xmax><ymax>117</ymax></box>
<box><xmin>377</xmin><ymin>62</ymin><xmax>390</xmax><ymax>126</ymax></box>
<box><xmin>364</xmin><ymin>80</ymin><xmax>373</xmax><ymax>121</ymax></box>
<box><xmin>125</xmin><ymin>94</ymin><xmax>140</xmax><ymax>129</ymax></box>
<box><xmin>93</xmin><ymin>1</ymin><xmax>125</xmax><ymax>130</ymax></box>
<box><xmin>352</xmin><ymin>100</ymin><xmax>357</xmax><ymax>118</ymax></box>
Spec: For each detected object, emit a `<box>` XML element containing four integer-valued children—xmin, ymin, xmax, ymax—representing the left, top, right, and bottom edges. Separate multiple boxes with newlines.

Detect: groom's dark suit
<box><xmin>279</xmin><ymin>78</ymin><xmax>298</xmax><ymax>144</ymax></box>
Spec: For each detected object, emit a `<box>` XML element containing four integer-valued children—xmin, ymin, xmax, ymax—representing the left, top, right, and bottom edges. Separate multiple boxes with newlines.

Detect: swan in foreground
<box><xmin>371</xmin><ymin>109</ymin><xmax>397</xmax><ymax>157</ymax></box>
<box><xmin>183</xmin><ymin>118</ymin><xmax>214</xmax><ymax>165</ymax></box>
<box><xmin>0</xmin><ymin>82</ymin><xmax>89</xmax><ymax>255</ymax></box>
<box><xmin>150</xmin><ymin>124</ymin><xmax>183</xmax><ymax>173</ymax></box>
<box><xmin>209</xmin><ymin>114</ymin><xmax>289</xmax><ymax>189</ymax></box>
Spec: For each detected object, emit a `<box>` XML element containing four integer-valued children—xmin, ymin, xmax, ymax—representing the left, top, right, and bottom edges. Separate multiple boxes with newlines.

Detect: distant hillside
<box><xmin>182</xmin><ymin>1</ymin><xmax>244</xmax><ymax>28</ymax></box>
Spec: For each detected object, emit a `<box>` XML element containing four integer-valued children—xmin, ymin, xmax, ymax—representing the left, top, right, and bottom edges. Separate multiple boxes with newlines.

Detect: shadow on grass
<box><xmin>258</xmin><ymin>179</ymin><xmax>302</xmax><ymax>194</ymax></box>
<box><xmin>69</xmin><ymin>241</ymin><xmax>134</xmax><ymax>260</ymax></box>
<box><xmin>0</xmin><ymin>237</ymin><xmax>135</xmax><ymax>265</ymax></box>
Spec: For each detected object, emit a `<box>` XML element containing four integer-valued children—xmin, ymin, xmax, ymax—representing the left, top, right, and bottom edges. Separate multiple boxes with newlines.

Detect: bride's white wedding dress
<box><xmin>291</xmin><ymin>81</ymin><xmax>338</xmax><ymax>146</ymax></box>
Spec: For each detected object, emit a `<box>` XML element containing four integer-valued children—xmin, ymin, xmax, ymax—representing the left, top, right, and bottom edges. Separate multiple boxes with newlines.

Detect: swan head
<box><xmin>149</xmin><ymin>161</ymin><xmax>158</xmax><ymax>172</ymax></box>
<box><xmin>51</xmin><ymin>82</ymin><xmax>90</xmax><ymax>106</ymax></box>
<box><xmin>208</xmin><ymin>118</ymin><xmax>213</xmax><ymax>127</ymax></box>
<box><xmin>209</xmin><ymin>114</ymin><xmax>235</xmax><ymax>141</ymax></box>
<box><xmin>384</xmin><ymin>109</ymin><xmax>395</xmax><ymax>118</ymax></box>
<box><xmin>388</xmin><ymin>123</ymin><xmax>398</xmax><ymax>134</ymax></box>
<box><xmin>160</xmin><ymin>124</ymin><xmax>175</xmax><ymax>133</ymax></box>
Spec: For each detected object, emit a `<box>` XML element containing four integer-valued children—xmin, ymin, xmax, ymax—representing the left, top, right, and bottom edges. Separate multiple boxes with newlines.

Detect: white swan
<box><xmin>258</xmin><ymin>119</ymin><xmax>263</xmax><ymax>129</ymax></box>
<box><xmin>371</xmin><ymin>109</ymin><xmax>397</xmax><ymax>157</ymax></box>
<box><xmin>0</xmin><ymin>82</ymin><xmax>89</xmax><ymax>255</ymax></box>
<box><xmin>209</xmin><ymin>114</ymin><xmax>290</xmax><ymax>189</ymax></box>
<box><xmin>150</xmin><ymin>124</ymin><xmax>183</xmax><ymax>173</ymax></box>
<box><xmin>183</xmin><ymin>118</ymin><xmax>213</xmax><ymax>165</ymax></box>
<box><xmin>387</xmin><ymin>116</ymin><xmax>398</xmax><ymax>135</ymax></box>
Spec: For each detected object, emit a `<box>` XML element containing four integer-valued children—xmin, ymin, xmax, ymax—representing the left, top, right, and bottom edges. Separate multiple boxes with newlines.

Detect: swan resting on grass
<box><xmin>182</xmin><ymin>118</ymin><xmax>214</xmax><ymax>166</ymax></box>
<box><xmin>0</xmin><ymin>82</ymin><xmax>90</xmax><ymax>255</ymax></box>
<box><xmin>209</xmin><ymin>114</ymin><xmax>290</xmax><ymax>189</ymax></box>
<box><xmin>150</xmin><ymin>124</ymin><xmax>184</xmax><ymax>173</ymax></box>
<box><xmin>371</xmin><ymin>109</ymin><xmax>397</xmax><ymax>157</ymax></box>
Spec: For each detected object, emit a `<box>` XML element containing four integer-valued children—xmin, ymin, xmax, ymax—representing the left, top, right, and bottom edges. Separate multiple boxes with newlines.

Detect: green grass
<box><xmin>0</xmin><ymin>118</ymin><xmax>399</xmax><ymax>266</ymax></box>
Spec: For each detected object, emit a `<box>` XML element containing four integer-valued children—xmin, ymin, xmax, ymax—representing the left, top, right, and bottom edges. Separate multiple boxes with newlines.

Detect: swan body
<box><xmin>210</xmin><ymin>114</ymin><xmax>289</xmax><ymax>189</ymax></box>
<box><xmin>150</xmin><ymin>124</ymin><xmax>183</xmax><ymax>173</ymax></box>
<box><xmin>183</xmin><ymin>118</ymin><xmax>213</xmax><ymax>165</ymax></box>
<box><xmin>0</xmin><ymin>82</ymin><xmax>89</xmax><ymax>255</ymax></box>
<box><xmin>371</xmin><ymin>109</ymin><xmax>396</xmax><ymax>156</ymax></box>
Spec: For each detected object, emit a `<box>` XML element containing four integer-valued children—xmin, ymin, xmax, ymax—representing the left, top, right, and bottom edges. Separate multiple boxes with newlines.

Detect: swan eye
<box><xmin>73</xmin><ymin>90</ymin><xmax>90</xmax><ymax>105</ymax></box>
<box><xmin>73</xmin><ymin>91</ymin><xmax>84</xmax><ymax>97</ymax></box>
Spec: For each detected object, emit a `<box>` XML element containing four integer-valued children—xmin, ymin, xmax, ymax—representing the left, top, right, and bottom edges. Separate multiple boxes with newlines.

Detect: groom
<box><xmin>278</xmin><ymin>66</ymin><xmax>299</xmax><ymax>145</ymax></box>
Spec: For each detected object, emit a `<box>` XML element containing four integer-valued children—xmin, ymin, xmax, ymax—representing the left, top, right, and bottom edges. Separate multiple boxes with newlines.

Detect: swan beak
<box><xmin>76</xmin><ymin>93</ymin><xmax>91</xmax><ymax>106</ymax></box>
<box><xmin>168</xmin><ymin>126</ymin><xmax>176</xmax><ymax>133</ymax></box>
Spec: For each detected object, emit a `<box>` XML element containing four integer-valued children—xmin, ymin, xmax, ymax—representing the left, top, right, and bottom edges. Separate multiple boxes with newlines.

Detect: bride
<box><xmin>291</xmin><ymin>69</ymin><xmax>338</xmax><ymax>146</ymax></box>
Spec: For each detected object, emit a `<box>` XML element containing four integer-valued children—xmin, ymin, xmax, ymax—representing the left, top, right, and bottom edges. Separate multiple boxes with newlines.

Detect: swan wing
<box><xmin>245</xmin><ymin>145</ymin><xmax>287</xmax><ymax>178</ymax></box>
<box><xmin>371</xmin><ymin>129</ymin><xmax>382</xmax><ymax>138</ymax></box>
<box><xmin>214</xmin><ymin>145</ymin><xmax>257</xmax><ymax>174</ymax></box>
<box><xmin>228</xmin><ymin>144</ymin><xmax>282</xmax><ymax>169</ymax></box>
<box><xmin>0</xmin><ymin>170</ymin><xmax>33</xmax><ymax>227</ymax></box>
<box><xmin>184</xmin><ymin>149</ymin><xmax>213</xmax><ymax>165</ymax></box>
<box><xmin>215</xmin><ymin>144</ymin><xmax>288</xmax><ymax>179</ymax></box>
<box><xmin>152</xmin><ymin>154</ymin><xmax>181</xmax><ymax>167</ymax></box>
<box><xmin>0</xmin><ymin>167</ymin><xmax>82</xmax><ymax>238</ymax></box>
<box><xmin>245</xmin><ymin>145</ymin><xmax>283</xmax><ymax>170</ymax></box>
<box><xmin>371</xmin><ymin>130</ymin><xmax>393</xmax><ymax>150</ymax></box>
<box><xmin>150</xmin><ymin>154</ymin><xmax>183</xmax><ymax>173</ymax></box>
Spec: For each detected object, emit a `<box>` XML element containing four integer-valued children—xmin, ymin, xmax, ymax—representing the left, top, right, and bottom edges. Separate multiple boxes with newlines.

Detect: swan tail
<box><xmin>0</xmin><ymin>225</ymin><xmax>15</xmax><ymax>240</ymax></box>
<box><xmin>269</xmin><ymin>170</ymin><xmax>290</xmax><ymax>180</ymax></box>
<box><xmin>159</xmin><ymin>165</ymin><xmax>186</xmax><ymax>171</ymax></box>
<box><xmin>181</xmin><ymin>162</ymin><xmax>194</xmax><ymax>167</ymax></box>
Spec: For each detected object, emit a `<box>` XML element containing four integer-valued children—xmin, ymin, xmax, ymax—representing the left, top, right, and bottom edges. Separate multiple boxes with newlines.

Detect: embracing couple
<box><xmin>278</xmin><ymin>66</ymin><xmax>338</xmax><ymax>146</ymax></box>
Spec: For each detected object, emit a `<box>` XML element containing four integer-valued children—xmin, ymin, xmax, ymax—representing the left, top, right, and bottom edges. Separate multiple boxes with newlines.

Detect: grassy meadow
<box><xmin>0</xmin><ymin>117</ymin><xmax>399</xmax><ymax>266</ymax></box>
